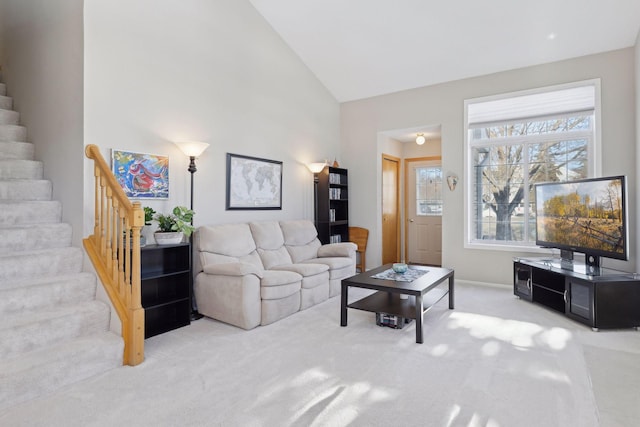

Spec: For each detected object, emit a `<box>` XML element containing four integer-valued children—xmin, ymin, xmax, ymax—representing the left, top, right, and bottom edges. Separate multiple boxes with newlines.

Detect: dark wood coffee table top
<box><xmin>343</xmin><ymin>264</ymin><xmax>454</xmax><ymax>295</ymax></box>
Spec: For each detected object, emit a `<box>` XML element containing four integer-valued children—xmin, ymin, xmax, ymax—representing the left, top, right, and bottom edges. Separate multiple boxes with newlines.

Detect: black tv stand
<box><xmin>513</xmin><ymin>257</ymin><xmax>640</xmax><ymax>330</ymax></box>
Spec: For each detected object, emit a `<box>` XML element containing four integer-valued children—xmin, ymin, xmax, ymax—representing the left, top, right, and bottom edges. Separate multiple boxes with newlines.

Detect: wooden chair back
<box><xmin>349</xmin><ymin>226</ymin><xmax>369</xmax><ymax>272</ymax></box>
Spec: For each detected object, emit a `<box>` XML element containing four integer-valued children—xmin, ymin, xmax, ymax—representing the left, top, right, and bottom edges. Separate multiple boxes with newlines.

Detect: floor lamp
<box><xmin>307</xmin><ymin>162</ymin><xmax>326</xmax><ymax>226</ymax></box>
<box><xmin>175</xmin><ymin>141</ymin><xmax>210</xmax><ymax>321</ymax></box>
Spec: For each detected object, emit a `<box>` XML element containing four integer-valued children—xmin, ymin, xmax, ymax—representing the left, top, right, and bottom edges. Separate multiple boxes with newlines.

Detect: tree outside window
<box><xmin>470</xmin><ymin>115</ymin><xmax>592</xmax><ymax>245</ymax></box>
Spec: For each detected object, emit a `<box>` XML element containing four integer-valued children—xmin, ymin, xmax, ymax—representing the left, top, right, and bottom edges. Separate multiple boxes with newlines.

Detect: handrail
<box><xmin>83</xmin><ymin>144</ymin><xmax>145</xmax><ymax>366</ymax></box>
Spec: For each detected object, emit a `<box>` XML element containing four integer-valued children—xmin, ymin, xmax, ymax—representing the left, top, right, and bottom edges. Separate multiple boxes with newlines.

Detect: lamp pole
<box><xmin>188</xmin><ymin>156</ymin><xmax>196</xmax><ymax>211</ymax></box>
<box><xmin>174</xmin><ymin>141</ymin><xmax>209</xmax><ymax>322</ymax></box>
<box><xmin>187</xmin><ymin>155</ymin><xmax>203</xmax><ymax>320</ymax></box>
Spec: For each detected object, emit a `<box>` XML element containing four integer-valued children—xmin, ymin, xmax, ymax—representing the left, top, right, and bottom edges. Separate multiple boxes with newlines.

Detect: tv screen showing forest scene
<box><xmin>535</xmin><ymin>176</ymin><xmax>627</xmax><ymax>260</ymax></box>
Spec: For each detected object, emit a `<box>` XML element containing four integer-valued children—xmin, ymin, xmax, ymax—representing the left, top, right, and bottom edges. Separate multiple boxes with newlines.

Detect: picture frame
<box><xmin>226</xmin><ymin>153</ymin><xmax>282</xmax><ymax>210</ymax></box>
<box><xmin>111</xmin><ymin>149</ymin><xmax>169</xmax><ymax>199</ymax></box>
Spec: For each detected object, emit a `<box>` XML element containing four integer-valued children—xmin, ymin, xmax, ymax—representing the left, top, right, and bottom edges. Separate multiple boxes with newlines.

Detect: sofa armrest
<box><xmin>317</xmin><ymin>242</ymin><xmax>357</xmax><ymax>258</ymax></box>
<box><xmin>202</xmin><ymin>262</ymin><xmax>264</xmax><ymax>278</ymax></box>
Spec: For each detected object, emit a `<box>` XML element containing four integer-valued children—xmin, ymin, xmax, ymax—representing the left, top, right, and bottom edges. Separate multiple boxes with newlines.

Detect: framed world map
<box><xmin>226</xmin><ymin>153</ymin><xmax>282</xmax><ymax>210</ymax></box>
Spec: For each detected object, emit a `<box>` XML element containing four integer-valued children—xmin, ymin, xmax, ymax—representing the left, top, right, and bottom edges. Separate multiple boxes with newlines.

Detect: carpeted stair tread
<box><xmin>0</xmin><ymin>223</ymin><xmax>72</xmax><ymax>254</ymax></box>
<box><xmin>0</xmin><ymin>200</ymin><xmax>61</xmax><ymax>225</ymax></box>
<box><xmin>0</xmin><ymin>79</ymin><xmax>124</xmax><ymax>411</ymax></box>
<box><xmin>0</xmin><ymin>95</ymin><xmax>12</xmax><ymax>110</ymax></box>
<box><xmin>0</xmin><ymin>141</ymin><xmax>34</xmax><ymax>160</ymax></box>
<box><xmin>0</xmin><ymin>300</ymin><xmax>110</xmax><ymax>359</ymax></box>
<box><xmin>0</xmin><ymin>159</ymin><xmax>43</xmax><ymax>179</ymax></box>
<box><xmin>0</xmin><ymin>179</ymin><xmax>52</xmax><ymax>200</ymax></box>
<box><xmin>0</xmin><ymin>272</ymin><xmax>96</xmax><ymax>310</ymax></box>
<box><xmin>0</xmin><ymin>124</ymin><xmax>26</xmax><ymax>142</ymax></box>
<box><xmin>0</xmin><ymin>331</ymin><xmax>123</xmax><ymax>411</ymax></box>
<box><xmin>0</xmin><ymin>247</ymin><xmax>82</xmax><ymax>283</ymax></box>
<box><xmin>0</xmin><ymin>108</ymin><xmax>19</xmax><ymax>125</ymax></box>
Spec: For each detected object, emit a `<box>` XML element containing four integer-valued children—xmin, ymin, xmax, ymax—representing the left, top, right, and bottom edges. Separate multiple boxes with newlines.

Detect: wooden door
<box><xmin>405</xmin><ymin>158</ymin><xmax>442</xmax><ymax>266</ymax></box>
<box><xmin>382</xmin><ymin>154</ymin><xmax>400</xmax><ymax>264</ymax></box>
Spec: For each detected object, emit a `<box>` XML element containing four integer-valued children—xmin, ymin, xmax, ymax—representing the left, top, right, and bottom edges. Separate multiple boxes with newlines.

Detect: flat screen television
<box><xmin>535</xmin><ymin>175</ymin><xmax>628</xmax><ymax>267</ymax></box>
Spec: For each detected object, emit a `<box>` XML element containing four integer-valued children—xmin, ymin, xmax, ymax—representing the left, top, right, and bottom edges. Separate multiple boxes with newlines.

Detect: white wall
<box><xmin>636</xmin><ymin>30</ymin><xmax>640</xmax><ymax>270</ymax></box>
<box><xmin>0</xmin><ymin>0</ymin><xmax>84</xmax><ymax>246</ymax></box>
<box><xmin>83</xmin><ymin>0</ymin><xmax>340</xmax><ymax>236</ymax></box>
<box><xmin>342</xmin><ymin>48</ymin><xmax>637</xmax><ymax>285</ymax></box>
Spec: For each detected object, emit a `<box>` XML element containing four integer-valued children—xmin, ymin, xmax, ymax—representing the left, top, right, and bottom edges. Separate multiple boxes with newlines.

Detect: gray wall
<box><xmin>0</xmin><ymin>0</ymin><xmax>84</xmax><ymax>246</ymax></box>
<box><xmin>342</xmin><ymin>48</ymin><xmax>637</xmax><ymax>285</ymax></box>
<box><xmin>83</xmin><ymin>0</ymin><xmax>340</xmax><ymax>236</ymax></box>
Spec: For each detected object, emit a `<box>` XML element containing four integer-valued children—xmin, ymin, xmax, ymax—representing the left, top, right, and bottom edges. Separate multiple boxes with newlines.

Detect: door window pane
<box><xmin>416</xmin><ymin>166</ymin><xmax>442</xmax><ymax>216</ymax></box>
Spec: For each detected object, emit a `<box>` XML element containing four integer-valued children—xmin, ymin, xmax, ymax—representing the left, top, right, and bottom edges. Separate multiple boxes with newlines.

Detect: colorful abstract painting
<box><xmin>111</xmin><ymin>149</ymin><xmax>169</xmax><ymax>199</ymax></box>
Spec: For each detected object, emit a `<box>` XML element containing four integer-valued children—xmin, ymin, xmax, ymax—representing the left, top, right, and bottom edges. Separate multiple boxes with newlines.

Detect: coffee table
<box><xmin>340</xmin><ymin>264</ymin><xmax>454</xmax><ymax>343</ymax></box>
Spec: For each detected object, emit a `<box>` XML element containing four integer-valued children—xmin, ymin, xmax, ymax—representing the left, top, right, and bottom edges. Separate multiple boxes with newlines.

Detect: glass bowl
<box><xmin>392</xmin><ymin>263</ymin><xmax>408</xmax><ymax>273</ymax></box>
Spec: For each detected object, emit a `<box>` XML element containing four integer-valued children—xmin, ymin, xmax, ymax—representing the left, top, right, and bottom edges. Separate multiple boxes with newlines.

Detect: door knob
<box><xmin>408</xmin><ymin>219</ymin><xmax>414</xmax><ymax>222</ymax></box>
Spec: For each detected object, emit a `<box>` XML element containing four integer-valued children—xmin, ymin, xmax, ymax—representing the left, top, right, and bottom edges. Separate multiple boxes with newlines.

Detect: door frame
<box><xmin>404</xmin><ymin>156</ymin><xmax>442</xmax><ymax>263</ymax></box>
<box><xmin>381</xmin><ymin>153</ymin><xmax>401</xmax><ymax>264</ymax></box>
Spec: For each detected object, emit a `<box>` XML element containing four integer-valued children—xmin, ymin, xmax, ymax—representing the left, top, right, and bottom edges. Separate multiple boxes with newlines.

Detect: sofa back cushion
<box><xmin>250</xmin><ymin>221</ymin><xmax>293</xmax><ymax>269</ymax></box>
<box><xmin>196</xmin><ymin>223</ymin><xmax>263</xmax><ymax>270</ymax></box>
<box><xmin>280</xmin><ymin>220</ymin><xmax>321</xmax><ymax>263</ymax></box>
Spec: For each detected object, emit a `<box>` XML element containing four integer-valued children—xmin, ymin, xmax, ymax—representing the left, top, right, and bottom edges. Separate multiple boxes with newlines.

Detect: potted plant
<box><xmin>153</xmin><ymin>206</ymin><xmax>195</xmax><ymax>245</ymax></box>
<box><xmin>144</xmin><ymin>206</ymin><xmax>156</xmax><ymax>226</ymax></box>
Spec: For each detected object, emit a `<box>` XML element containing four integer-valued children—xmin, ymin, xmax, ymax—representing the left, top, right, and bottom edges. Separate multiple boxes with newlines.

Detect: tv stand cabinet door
<box><xmin>593</xmin><ymin>280</ymin><xmax>640</xmax><ymax>329</ymax></box>
<box><xmin>513</xmin><ymin>263</ymin><xmax>533</xmax><ymax>301</ymax></box>
<box><xmin>566</xmin><ymin>278</ymin><xmax>594</xmax><ymax>327</ymax></box>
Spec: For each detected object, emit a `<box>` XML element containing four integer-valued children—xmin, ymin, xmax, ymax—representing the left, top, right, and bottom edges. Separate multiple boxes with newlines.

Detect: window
<box><xmin>416</xmin><ymin>166</ymin><xmax>442</xmax><ymax>216</ymax></box>
<box><xmin>465</xmin><ymin>81</ymin><xmax>599</xmax><ymax>248</ymax></box>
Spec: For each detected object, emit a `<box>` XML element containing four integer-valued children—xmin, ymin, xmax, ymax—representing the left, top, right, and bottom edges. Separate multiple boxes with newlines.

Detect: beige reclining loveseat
<box><xmin>193</xmin><ymin>220</ymin><xmax>356</xmax><ymax>329</ymax></box>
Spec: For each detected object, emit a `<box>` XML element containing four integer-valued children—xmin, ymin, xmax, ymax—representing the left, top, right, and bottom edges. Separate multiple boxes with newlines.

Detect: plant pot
<box><xmin>154</xmin><ymin>231</ymin><xmax>184</xmax><ymax>245</ymax></box>
<box><xmin>123</xmin><ymin>234</ymin><xmax>146</xmax><ymax>248</ymax></box>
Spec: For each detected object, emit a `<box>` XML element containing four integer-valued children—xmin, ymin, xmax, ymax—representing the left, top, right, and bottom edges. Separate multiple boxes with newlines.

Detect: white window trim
<box><xmin>463</xmin><ymin>79</ymin><xmax>602</xmax><ymax>252</ymax></box>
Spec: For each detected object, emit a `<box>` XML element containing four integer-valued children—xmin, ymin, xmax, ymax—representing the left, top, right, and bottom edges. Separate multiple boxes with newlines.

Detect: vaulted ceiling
<box><xmin>250</xmin><ymin>0</ymin><xmax>640</xmax><ymax>102</ymax></box>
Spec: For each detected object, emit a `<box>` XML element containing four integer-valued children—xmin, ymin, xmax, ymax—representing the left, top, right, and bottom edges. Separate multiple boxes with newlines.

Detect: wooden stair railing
<box><xmin>83</xmin><ymin>144</ymin><xmax>145</xmax><ymax>366</ymax></box>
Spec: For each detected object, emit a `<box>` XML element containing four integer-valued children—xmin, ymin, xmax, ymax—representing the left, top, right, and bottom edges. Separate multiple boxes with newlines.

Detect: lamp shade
<box><xmin>416</xmin><ymin>134</ymin><xmax>426</xmax><ymax>145</ymax></box>
<box><xmin>174</xmin><ymin>141</ymin><xmax>210</xmax><ymax>157</ymax></box>
<box><xmin>307</xmin><ymin>162</ymin><xmax>326</xmax><ymax>173</ymax></box>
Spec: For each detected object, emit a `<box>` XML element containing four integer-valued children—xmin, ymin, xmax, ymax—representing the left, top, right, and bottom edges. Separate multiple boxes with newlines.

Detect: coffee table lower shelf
<box><xmin>348</xmin><ymin>288</ymin><xmax>448</xmax><ymax>320</ymax></box>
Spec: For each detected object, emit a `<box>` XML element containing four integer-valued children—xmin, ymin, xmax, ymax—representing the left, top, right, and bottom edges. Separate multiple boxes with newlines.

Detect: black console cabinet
<box><xmin>513</xmin><ymin>258</ymin><xmax>640</xmax><ymax>330</ymax></box>
<box><xmin>141</xmin><ymin>243</ymin><xmax>191</xmax><ymax>338</ymax></box>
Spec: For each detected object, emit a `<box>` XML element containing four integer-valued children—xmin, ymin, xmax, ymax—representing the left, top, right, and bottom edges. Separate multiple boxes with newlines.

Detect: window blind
<box><xmin>468</xmin><ymin>85</ymin><xmax>595</xmax><ymax>129</ymax></box>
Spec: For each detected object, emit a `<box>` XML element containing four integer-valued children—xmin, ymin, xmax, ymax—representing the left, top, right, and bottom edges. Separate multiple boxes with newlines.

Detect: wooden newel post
<box><xmin>128</xmin><ymin>202</ymin><xmax>145</xmax><ymax>365</ymax></box>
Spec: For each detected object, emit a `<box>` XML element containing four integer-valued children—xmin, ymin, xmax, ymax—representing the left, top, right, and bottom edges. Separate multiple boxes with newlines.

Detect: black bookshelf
<box><xmin>140</xmin><ymin>243</ymin><xmax>191</xmax><ymax>338</ymax></box>
<box><xmin>315</xmin><ymin>166</ymin><xmax>349</xmax><ymax>244</ymax></box>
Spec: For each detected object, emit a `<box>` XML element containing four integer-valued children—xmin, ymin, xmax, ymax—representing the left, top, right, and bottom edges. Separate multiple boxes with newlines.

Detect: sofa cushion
<box><xmin>199</xmin><ymin>251</ymin><xmax>263</xmax><ymax>271</ymax></box>
<box><xmin>257</xmin><ymin>247</ymin><xmax>293</xmax><ymax>269</ymax></box>
<box><xmin>260</xmin><ymin>270</ymin><xmax>301</xmax><ymax>288</ymax></box>
<box><xmin>286</xmin><ymin>242</ymin><xmax>321</xmax><ymax>264</ymax></box>
<box><xmin>202</xmin><ymin>262</ymin><xmax>264</xmax><ymax>278</ymax></box>
<box><xmin>260</xmin><ymin>270</ymin><xmax>302</xmax><ymax>300</ymax></box>
<box><xmin>303</xmin><ymin>256</ymin><xmax>352</xmax><ymax>270</ymax></box>
<box><xmin>271</xmin><ymin>263</ymin><xmax>328</xmax><ymax>277</ymax></box>
<box><xmin>250</xmin><ymin>221</ymin><xmax>284</xmax><ymax>249</ymax></box>
<box><xmin>198</xmin><ymin>223</ymin><xmax>256</xmax><ymax>257</ymax></box>
<box><xmin>280</xmin><ymin>220</ymin><xmax>322</xmax><ymax>263</ymax></box>
<box><xmin>250</xmin><ymin>221</ymin><xmax>294</xmax><ymax>269</ymax></box>
<box><xmin>280</xmin><ymin>220</ymin><xmax>318</xmax><ymax>246</ymax></box>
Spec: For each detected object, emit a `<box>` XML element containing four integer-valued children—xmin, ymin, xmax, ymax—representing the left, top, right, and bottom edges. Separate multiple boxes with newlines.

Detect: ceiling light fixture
<box><xmin>416</xmin><ymin>134</ymin><xmax>426</xmax><ymax>145</ymax></box>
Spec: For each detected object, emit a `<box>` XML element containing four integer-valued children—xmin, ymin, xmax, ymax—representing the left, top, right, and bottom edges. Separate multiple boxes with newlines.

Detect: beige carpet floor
<box><xmin>2</xmin><ymin>282</ymin><xmax>639</xmax><ymax>426</ymax></box>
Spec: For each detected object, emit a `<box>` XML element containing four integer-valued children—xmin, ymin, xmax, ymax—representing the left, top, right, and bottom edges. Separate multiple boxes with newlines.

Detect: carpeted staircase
<box><xmin>0</xmin><ymin>80</ymin><xmax>123</xmax><ymax>410</ymax></box>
